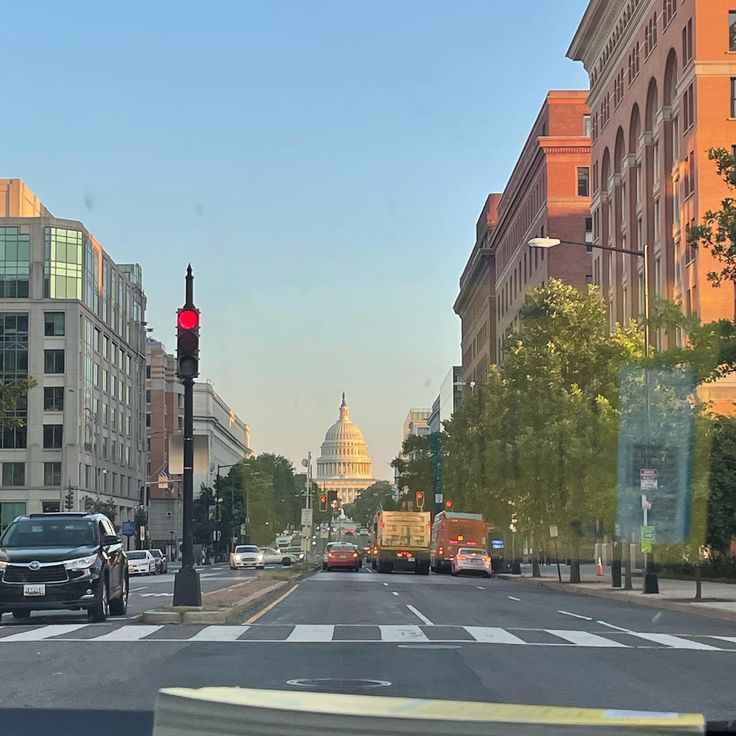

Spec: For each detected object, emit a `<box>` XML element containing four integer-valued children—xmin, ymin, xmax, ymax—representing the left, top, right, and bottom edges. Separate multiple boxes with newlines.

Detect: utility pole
<box><xmin>173</xmin><ymin>265</ymin><xmax>202</xmax><ymax>607</ymax></box>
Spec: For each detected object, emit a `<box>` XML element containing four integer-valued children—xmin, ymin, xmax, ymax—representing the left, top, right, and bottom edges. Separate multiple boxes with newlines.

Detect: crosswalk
<box><xmin>0</xmin><ymin>623</ymin><xmax>735</xmax><ymax>649</ymax></box>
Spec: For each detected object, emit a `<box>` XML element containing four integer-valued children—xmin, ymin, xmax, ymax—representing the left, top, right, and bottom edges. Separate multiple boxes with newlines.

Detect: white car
<box><xmin>451</xmin><ymin>547</ymin><xmax>492</xmax><ymax>577</ymax></box>
<box><xmin>127</xmin><ymin>550</ymin><xmax>157</xmax><ymax>575</ymax></box>
<box><xmin>230</xmin><ymin>545</ymin><xmax>264</xmax><ymax>569</ymax></box>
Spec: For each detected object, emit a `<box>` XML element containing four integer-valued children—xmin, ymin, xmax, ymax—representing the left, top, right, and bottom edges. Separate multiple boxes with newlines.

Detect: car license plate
<box><xmin>23</xmin><ymin>584</ymin><xmax>45</xmax><ymax>596</ymax></box>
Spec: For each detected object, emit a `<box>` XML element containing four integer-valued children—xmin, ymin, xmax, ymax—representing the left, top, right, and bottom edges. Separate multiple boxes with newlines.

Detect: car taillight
<box><xmin>438</xmin><ymin>546</ymin><xmax>444</xmax><ymax>555</ymax></box>
<box><xmin>457</xmin><ymin>555</ymin><xmax>467</xmax><ymax>561</ymax></box>
<box><xmin>328</xmin><ymin>552</ymin><xmax>336</xmax><ymax>558</ymax></box>
<box><xmin>483</xmin><ymin>556</ymin><xmax>491</xmax><ymax>562</ymax></box>
<box><xmin>353</xmin><ymin>553</ymin><xmax>359</xmax><ymax>558</ymax></box>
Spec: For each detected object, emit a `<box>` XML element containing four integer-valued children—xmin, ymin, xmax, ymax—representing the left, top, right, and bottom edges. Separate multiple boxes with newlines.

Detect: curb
<box><xmin>497</xmin><ymin>574</ymin><xmax>736</xmax><ymax>623</ymax></box>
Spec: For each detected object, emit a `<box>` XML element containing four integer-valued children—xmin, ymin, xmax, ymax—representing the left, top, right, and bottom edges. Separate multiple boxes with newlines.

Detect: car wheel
<box><xmin>230</xmin><ymin>565</ymin><xmax>236</xmax><ymax>570</ymax></box>
<box><xmin>451</xmin><ymin>567</ymin><xmax>458</xmax><ymax>576</ymax></box>
<box><xmin>109</xmin><ymin>574</ymin><xmax>128</xmax><ymax>616</ymax></box>
<box><xmin>322</xmin><ymin>562</ymin><xmax>327</xmax><ymax>570</ymax></box>
<box><xmin>282</xmin><ymin>557</ymin><xmax>291</xmax><ymax>566</ymax></box>
<box><xmin>12</xmin><ymin>609</ymin><xmax>31</xmax><ymax>620</ymax></box>
<box><xmin>88</xmin><ymin>578</ymin><xmax>109</xmax><ymax>623</ymax></box>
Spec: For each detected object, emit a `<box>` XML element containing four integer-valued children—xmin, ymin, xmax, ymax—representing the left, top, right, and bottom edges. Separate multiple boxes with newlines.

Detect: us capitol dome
<box><xmin>315</xmin><ymin>393</ymin><xmax>377</xmax><ymax>505</ymax></box>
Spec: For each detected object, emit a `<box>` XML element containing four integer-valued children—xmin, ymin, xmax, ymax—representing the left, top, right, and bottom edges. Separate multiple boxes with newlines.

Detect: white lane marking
<box><xmin>139</xmin><ymin>593</ymin><xmax>171</xmax><ymax>597</ymax></box>
<box><xmin>378</xmin><ymin>625</ymin><xmax>429</xmax><ymax>642</ymax></box>
<box><xmin>476</xmin><ymin>586</ymin><xmax>485</xmax><ymax>590</ymax></box>
<box><xmin>189</xmin><ymin>626</ymin><xmax>249</xmax><ymax>641</ymax></box>
<box><xmin>466</xmin><ymin>626</ymin><xmax>526</xmax><ymax>645</ymax></box>
<box><xmin>597</xmin><ymin>620</ymin><xmax>631</xmax><ymax>632</ymax></box>
<box><xmin>286</xmin><ymin>625</ymin><xmax>335</xmax><ymax>642</ymax></box>
<box><xmin>0</xmin><ymin>624</ymin><xmax>87</xmax><ymax>642</ymax></box>
<box><xmin>546</xmin><ymin>629</ymin><xmax>625</xmax><ymax>647</ymax></box>
<box><xmin>129</xmin><ymin>587</ymin><xmax>148</xmax><ymax>592</ymax></box>
<box><xmin>406</xmin><ymin>605</ymin><xmax>433</xmax><ymax>626</ymax></box>
<box><xmin>626</xmin><ymin>632</ymin><xmax>719</xmax><ymax>650</ymax></box>
<box><xmin>93</xmin><ymin>625</ymin><xmax>163</xmax><ymax>641</ymax></box>
<box><xmin>382</xmin><ymin>583</ymin><xmax>388</xmax><ymax>587</ymax></box>
<box><xmin>558</xmin><ymin>610</ymin><xmax>593</xmax><ymax>621</ymax></box>
<box><xmin>711</xmin><ymin>636</ymin><xmax>736</xmax><ymax>644</ymax></box>
<box><xmin>507</xmin><ymin>595</ymin><xmax>520</xmax><ymax>601</ymax></box>
<box><xmin>392</xmin><ymin>592</ymin><xmax>399</xmax><ymax>597</ymax></box>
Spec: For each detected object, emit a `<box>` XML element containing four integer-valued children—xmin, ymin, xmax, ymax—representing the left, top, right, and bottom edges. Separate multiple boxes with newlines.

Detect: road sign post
<box><xmin>549</xmin><ymin>525</ymin><xmax>562</xmax><ymax>582</ymax></box>
<box><xmin>640</xmin><ymin>469</ymin><xmax>659</xmax><ymax>594</ymax></box>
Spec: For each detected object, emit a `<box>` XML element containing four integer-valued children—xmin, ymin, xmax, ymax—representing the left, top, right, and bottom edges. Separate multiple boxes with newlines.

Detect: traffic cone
<box><xmin>596</xmin><ymin>556</ymin><xmax>604</xmax><ymax>576</ymax></box>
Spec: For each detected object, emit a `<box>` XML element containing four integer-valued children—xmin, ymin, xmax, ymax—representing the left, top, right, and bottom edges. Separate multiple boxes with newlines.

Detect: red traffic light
<box><xmin>177</xmin><ymin>308</ymin><xmax>199</xmax><ymax>330</ymax></box>
<box><xmin>445</xmin><ymin>499</ymin><xmax>453</xmax><ymax>510</ymax></box>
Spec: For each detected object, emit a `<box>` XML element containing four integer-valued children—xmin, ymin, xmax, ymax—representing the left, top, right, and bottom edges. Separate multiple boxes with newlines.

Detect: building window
<box><xmin>654</xmin><ymin>199</ymin><xmax>661</xmax><ymax>241</ymax></box>
<box><xmin>636</xmin><ymin>164</ymin><xmax>642</xmax><ymax>203</ymax></box>
<box><xmin>731</xmin><ymin>78</ymin><xmax>736</xmax><ymax>117</ymax></box>
<box><xmin>43</xmin><ymin>424</ymin><xmax>63</xmax><ymax>449</ymax></box>
<box><xmin>145</xmin><ymin>413</ymin><xmax>151</xmax><ymax>428</ymax></box>
<box><xmin>585</xmin><ymin>217</ymin><xmax>593</xmax><ymax>252</ymax></box>
<box><xmin>637</xmin><ymin>217</ymin><xmax>643</xmax><ymax>249</ymax></box>
<box><xmin>0</xmin><ymin>313</ymin><xmax>29</xmax><ymax>449</ymax></box>
<box><xmin>44</xmin><ymin>462</ymin><xmax>62</xmax><ymax>487</ymax></box>
<box><xmin>577</xmin><ymin>167</ymin><xmax>590</xmax><ymax>197</ymax></box>
<box><xmin>146</xmin><ymin>365</ymin><xmax>151</xmax><ymax>379</ymax></box>
<box><xmin>44</xmin><ymin>312</ymin><xmax>65</xmax><ymax>336</ymax></box>
<box><xmin>44</xmin><ymin>227</ymin><xmax>82</xmax><ymax>299</ymax></box>
<box><xmin>44</xmin><ymin>349</ymin><xmax>65</xmax><ymax>374</ymax></box>
<box><xmin>730</xmin><ymin>11</ymin><xmax>736</xmax><ymax>51</ymax></box>
<box><xmin>683</xmin><ymin>83</ymin><xmax>695</xmax><ymax>131</ymax></box>
<box><xmin>0</xmin><ymin>228</ymin><xmax>30</xmax><ymax>298</ymax></box>
<box><xmin>43</xmin><ymin>386</ymin><xmax>64</xmax><ymax>411</ymax></box>
<box><xmin>682</xmin><ymin>18</ymin><xmax>693</xmax><ymax>66</ymax></box>
<box><xmin>663</xmin><ymin>0</ymin><xmax>676</xmax><ymax>28</ymax></box>
<box><xmin>145</xmin><ymin>389</ymin><xmax>151</xmax><ymax>404</ymax></box>
<box><xmin>655</xmin><ymin>257</ymin><xmax>663</xmax><ymax>296</ymax></box>
<box><xmin>583</xmin><ymin>114</ymin><xmax>591</xmax><ymax>137</ymax></box>
<box><xmin>1</xmin><ymin>462</ymin><xmax>24</xmax><ymax>487</ymax></box>
<box><xmin>0</xmin><ymin>501</ymin><xmax>26</xmax><ymax>532</ymax></box>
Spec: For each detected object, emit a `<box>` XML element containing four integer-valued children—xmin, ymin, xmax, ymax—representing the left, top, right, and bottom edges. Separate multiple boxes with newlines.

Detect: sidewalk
<box><xmin>500</xmin><ymin>563</ymin><xmax>736</xmax><ymax>622</ymax></box>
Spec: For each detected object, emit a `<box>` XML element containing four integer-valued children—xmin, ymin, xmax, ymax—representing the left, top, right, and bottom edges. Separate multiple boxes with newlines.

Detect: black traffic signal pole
<box><xmin>173</xmin><ymin>265</ymin><xmax>202</xmax><ymax>607</ymax></box>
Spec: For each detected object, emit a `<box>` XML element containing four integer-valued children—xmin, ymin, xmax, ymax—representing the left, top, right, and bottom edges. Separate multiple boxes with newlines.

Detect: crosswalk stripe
<box><xmin>465</xmin><ymin>626</ymin><xmax>526</xmax><ymax>645</ymax></box>
<box><xmin>626</xmin><ymin>632</ymin><xmax>720</xmax><ymax>650</ymax></box>
<box><xmin>189</xmin><ymin>626</ymin><xmax>248</xmax><ymax>641</ymax></box>
<box><xmin>546</xmin><ymin>630</ymin><xmax>626</xmax><ymax>647</ymax></box>
<box><xmin>286</xmin><ymin>625</ymin><xmax>335</xmax><ymax>642</ymax></box>
<box><xmin>0</xmin><ymin>624</ymin><xmax>87</xmax><ymax>642</ymax></box>
<box><xmin>378</xmin><ymin>625</ymin><xmax>428</xmax><ymax>642</ymax></box>
<box><xmin>92</xmin><ymin>625</ymin><xmax>163</xmax><ymax>641</ymax></box>
<box><xmin>711</xmin><ymin>636</ymin><xmax>736</xmax><ymax>644</ymax></box>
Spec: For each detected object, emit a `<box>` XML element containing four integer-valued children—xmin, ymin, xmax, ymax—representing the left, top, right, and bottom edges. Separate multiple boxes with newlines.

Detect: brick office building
<box><xmin>454</xmin><ymin>91</ymin><xmax>592</xmax><ymax>384</ymax></box>
<box><xmin>568</xmin><ymin>0</ymin><xmax>736</xmax><ymax>411</ymax></box>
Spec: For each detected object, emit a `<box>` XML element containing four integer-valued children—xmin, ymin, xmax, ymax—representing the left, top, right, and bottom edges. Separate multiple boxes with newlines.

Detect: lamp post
<box><xmin>528</xmin><ymin>236</ymin><xmax>658</xmax><ymax>594</ymax></box>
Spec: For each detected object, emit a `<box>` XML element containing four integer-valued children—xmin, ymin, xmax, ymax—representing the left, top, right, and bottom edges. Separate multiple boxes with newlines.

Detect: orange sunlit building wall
<box><xmin>569</xmin><ymin>0</ymin><xmax>736</xmax><ymax>412</ymax></box>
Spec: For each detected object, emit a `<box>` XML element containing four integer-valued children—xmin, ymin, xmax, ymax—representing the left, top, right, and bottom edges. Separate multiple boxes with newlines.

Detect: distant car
<box><xmin>150</xmin><ymin>548</ymin><xmax>167</xmax><ymax>574</ymax></box>
<box><xmin>230</xmin><ymin>545</ymin><xmax>264</xmax><ymax>570</ymax></box>
<box><xmin>260</xmin><ymin>547</ymin><xmax>294</xmax><ymax>566</ymax></box>
<box><xmin>285</xmin><ymin>546</ymin><xmax>305</xmax><ymax>564</ymax></box>
<box><xmin>451</xmin><ymin>547</ymin><xmax>492</xmax><ymax>577</ymax></box>
<box><xmin>325</xmin><ymin>543</ymin><xmax>361</xmax><ymax>572</ymax></box>
<box><xmin>322</xmin><ymin>541</ymin><xmax>341</xmax><ymax>570</ymax></box>
<box><xmin>127</xmin><ymin>550</ymin><xmax>157</xmax><ymax>576</ymax></box>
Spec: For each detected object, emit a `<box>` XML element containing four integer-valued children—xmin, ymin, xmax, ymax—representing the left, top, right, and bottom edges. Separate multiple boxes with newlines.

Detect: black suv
<box><xmin>0</xmin><ymin>512</ymin><xmax>128</xmax><ymax>622</ymax></box>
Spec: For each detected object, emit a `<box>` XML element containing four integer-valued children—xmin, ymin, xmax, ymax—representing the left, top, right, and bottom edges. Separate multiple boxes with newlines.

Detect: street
<box><xmin>0</xmin><ymin>567</ymin><xmax>734</xmax><ymax>735</ymax></box>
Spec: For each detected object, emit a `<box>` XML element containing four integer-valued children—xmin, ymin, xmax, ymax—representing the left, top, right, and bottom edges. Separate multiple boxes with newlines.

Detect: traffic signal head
<box><xmin>445</xmin><ymin>499</ymin><xmax>453</xmax><ymax>510</ymax></box>
<box><xmin>415</xmin><ymin>491</ymin><xmax>425</xmax><ymax>510</ymax></box>
<box><xmin>319</xmin><ymin>495</ymin><xmax>327</xmax><ymax>511</ymax></box>
<box><xmin>176</xmin><ymin>307</ymin><xmax>200</xmax><ymax>379</ymax></box>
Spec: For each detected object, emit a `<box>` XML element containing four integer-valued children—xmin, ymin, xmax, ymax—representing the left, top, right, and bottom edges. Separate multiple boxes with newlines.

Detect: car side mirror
<box><xmin>102</xmin><ymin>534</ymin><xmax>120</xmax><ymax>546</ymax></box>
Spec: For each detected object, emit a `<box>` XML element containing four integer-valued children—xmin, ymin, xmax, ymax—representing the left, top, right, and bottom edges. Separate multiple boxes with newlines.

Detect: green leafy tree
<box><xmin>706</xmin><ymin>416</ymin><xmax>736</xmax><ymax>554</ymax></box>
<box><xmin>390</xmin><ymin>435</ymin><xmax>434</xmax><ymax>495</ymax></box>
<box><xmin>343</xmin><ymin>481</ymin><xmax>398</xmax><ymax>527</ymax></box>
<box><xmin>83</xmin><ymin>496</ymin><xmax>118</xmax><ymax>524</ymax></box>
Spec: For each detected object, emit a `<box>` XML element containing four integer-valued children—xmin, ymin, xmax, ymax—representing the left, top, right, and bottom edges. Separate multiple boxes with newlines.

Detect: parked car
<box><xmin>285</xmin><ymin>546</ymin><xmax>305</xmax><ymax>564</ymax></box>
<box><xmin>0</xmin><ymin>512</ymin><xmax>128</xmax><ymax>623</ymax></box>
<box><xmin>325</xmin><ymin>543</ymin><xmax>361</xmax><ymax>572</ymax></box>
<box><xmin>150</xmin><ymin>548</ymin><xmax>168</xmax><ymax>574</ymax></box>
<box><xmin>230</xmin><ymin>545</ymin><xmax>264</xmax><ymax>570</ymax></box>
<box><xmin>127</xmin><ymin>550</ymin><xmax>157</xmax><ymax>576</ymax></box>
<box><xmin>451</xmin><ymin>547</ymin><xmax>492</xmax><ymax>577</ymax></box>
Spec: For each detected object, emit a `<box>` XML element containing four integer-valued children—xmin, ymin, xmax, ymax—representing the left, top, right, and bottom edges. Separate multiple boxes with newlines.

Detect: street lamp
<box><xmin>528</xmin><ymin>236</ymin><xmax>657</xmax><ymax>594</ymax></box>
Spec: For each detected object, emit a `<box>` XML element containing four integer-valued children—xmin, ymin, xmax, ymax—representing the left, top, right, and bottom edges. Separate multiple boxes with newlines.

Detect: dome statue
<box><xmin>315</xmin><ymin>393</ymin><xmax>377</xmax><ymax>505</ymax></box>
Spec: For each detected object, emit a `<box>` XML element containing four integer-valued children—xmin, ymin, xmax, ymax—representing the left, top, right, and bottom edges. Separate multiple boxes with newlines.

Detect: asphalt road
<box><xmin>0</xmin><ymin>565</ymin><xmax>734</xmax><ymax>736</ymax></box>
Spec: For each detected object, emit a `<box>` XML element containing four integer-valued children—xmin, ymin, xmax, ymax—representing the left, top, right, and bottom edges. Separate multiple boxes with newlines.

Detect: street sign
<box><xmin>122</xmin><ymin>521</ymin><xmax>136</xmax><ymax>537</ymax></box>
<box><xmin>641</xmin><ymin>494</ymin><xmax>652</xmax><ymax>510</ymax></box>
<box><xmin>301</xmin><ymin>508</ymin><xmax>313</xmax><ymax>526</ymax></box>
<box><xmin>139</xmin><ymin>525</ymin><xmax>146</xmax><ymax>541</ymax></box>
<box><xmin>641</xmin><ymin>525</ymin><xmax>655</xmax><ymax>553</ymax></box>
<box><xmin>435</xmin><ymin>493</ymin><xmax>443</xmax><ymax>504</ymax></box>
<box><xmin>549</xmin><ymin>525</ymin><xmax>558</xmax><ymax>538</ymax></box>
<box><xmin>640</xmin><ymin>468</ymin><xmax>658</xmax><ymax>491</ymax></box>
<box><xmin>491</xmin><ymin>539</ymin><xmax>504</xmax><ymax>550</ymax></box>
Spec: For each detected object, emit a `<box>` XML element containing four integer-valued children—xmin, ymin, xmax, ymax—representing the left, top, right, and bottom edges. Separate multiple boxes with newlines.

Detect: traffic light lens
<box><xmin>177</xmin><ymin>308</ymin><xmax>199</xmax><ymax>330</ymax></box>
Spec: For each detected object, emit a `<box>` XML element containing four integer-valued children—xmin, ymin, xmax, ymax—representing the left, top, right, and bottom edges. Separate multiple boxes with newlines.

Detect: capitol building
<box><xmin>316</xmin><ymin>393</ymin><xmax>377</xmax><ymax>505</ymax></box>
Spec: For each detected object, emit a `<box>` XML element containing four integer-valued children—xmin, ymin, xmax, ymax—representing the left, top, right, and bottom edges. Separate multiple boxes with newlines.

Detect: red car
<box><xmin>325</xmin><ymin>543</ymin><xmax>361</xmax><ymax>572</ymax></box>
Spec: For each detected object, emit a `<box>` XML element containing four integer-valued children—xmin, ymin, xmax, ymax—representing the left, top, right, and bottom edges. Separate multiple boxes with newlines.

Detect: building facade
<box><xmin>402</xmin><ymin>408</ymin><xmax>431</xmax><ymax>440</ymax></box>
<box><xmin>568</xmin><ymin>0</ymin><xmax>736</xmax><ymax>411</ymax></box>
<box><xmin>428</xmin><ymin>366</ymin><xmax>464</xmax><ymax>435</ymax></box>
<box><xmin>145</xmin><ymin>337</ymin><xmax>183</xmax><ymax>555</ymax></box>
<box><xmin>316</xmin><ymin>393</ymin><xmax>377</xmax><ymax>505</ymax></box>
<box><xmin>454</xmin><ymin>92</ymin><xmax>592</xmax><ymax>383</ymax></box>
<box><xmin>0</xmin><ymin>179</ymin><xmax>147</xmax><ymax>530</ymax></box>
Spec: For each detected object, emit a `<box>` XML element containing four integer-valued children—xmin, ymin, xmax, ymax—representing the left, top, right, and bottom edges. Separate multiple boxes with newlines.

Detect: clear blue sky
<box><xmin>4</xmin><ymin>1</ymin><xmax>589</xmax><ymax>477</ymax></box>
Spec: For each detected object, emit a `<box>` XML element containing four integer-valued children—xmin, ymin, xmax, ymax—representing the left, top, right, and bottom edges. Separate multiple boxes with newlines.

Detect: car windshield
<box><xmin>126</xmin><ymin>551</ymin><xmax>147</xmax><ymax>560</ymax></box>
<box><xmin>459</xmin><ymin>548</ymin><xmax>487</xmax><ymax>556</ymax></box>
<box><xmin>0</xmin><ymin>518</ymin><xmax>97</xmax><ymax>548</ymax></box>
<box><xmin>150</xmin><ymin>550</ymin><xmax>162</xmax><ymax>558</ymax></box>
<box><xmin>331</xmin><ymin>545</ymin><xmax>354</xmax><ymax>551</ymax></box>
<box><xmin>235</xmin><ymin>546</ymin><xmax>259</xmax><ymax>554</ymax></box>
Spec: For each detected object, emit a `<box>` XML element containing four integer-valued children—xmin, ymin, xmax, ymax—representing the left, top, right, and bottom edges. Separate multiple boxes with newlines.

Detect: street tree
<box><xmin>343</xmin><ymin>481</ymin><xmax>398</xmax><ymax>527</ymax></box>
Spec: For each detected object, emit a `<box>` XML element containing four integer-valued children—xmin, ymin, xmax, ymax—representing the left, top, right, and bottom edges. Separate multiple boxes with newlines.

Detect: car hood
<box><xmin>0</xmin><ymin>545</ymin><xmax>98</xmax><ymax>564</ymax></box>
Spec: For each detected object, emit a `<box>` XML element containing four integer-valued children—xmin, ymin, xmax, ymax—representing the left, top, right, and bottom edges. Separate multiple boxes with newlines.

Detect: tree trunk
<box><xmin>569</xmin><ymin>537</ymin><xmax>581</xmax><ymax>583</ymax></box>
<box><xmin>532</xmin><ymin>548</ymin><xmax>541</xmax><ymax>577</ymax></box>
<box><xmin>695</xmin><ymin>563</ymin><xmax>702</xmax><ymax>601</ymax></box>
